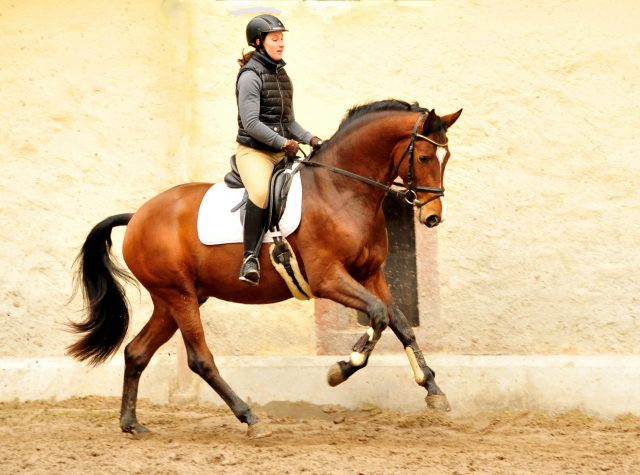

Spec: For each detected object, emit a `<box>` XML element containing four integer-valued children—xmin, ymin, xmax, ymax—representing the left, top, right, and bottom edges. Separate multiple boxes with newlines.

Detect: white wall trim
<box><xmin>2</xmin><ymin>355</ymin><xmax>639</xmax><ymax>420</ymax></box>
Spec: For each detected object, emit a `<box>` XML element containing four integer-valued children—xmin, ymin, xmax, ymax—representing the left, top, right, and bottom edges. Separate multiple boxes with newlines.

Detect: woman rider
<box><xmin>236</xmin><ymin>14</ymin><xmax>322</xmax><ymax>286</ymax></box>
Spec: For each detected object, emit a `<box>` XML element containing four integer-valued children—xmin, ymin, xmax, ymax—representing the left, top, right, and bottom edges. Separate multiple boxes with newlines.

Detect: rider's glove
<box><xmin>310</xmin><ymin>136</ymin><xmax>324</xmax><ymax>150</ymax></box>
<box><xmin>282</xmin><ymin>139</ymin><xmax>300</xmax><ymax>157</ymax></box>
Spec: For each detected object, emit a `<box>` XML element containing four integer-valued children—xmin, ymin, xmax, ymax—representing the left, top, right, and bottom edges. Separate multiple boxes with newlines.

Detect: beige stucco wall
<box><xmin>0</xmin><ymin>0</ymin><xmax>186</xmax><ymax>358</ymax></box>
<box><xmin>1</xmin><ymin>0</ymin><xmax>638</xmax><ymax>361</ymax></box>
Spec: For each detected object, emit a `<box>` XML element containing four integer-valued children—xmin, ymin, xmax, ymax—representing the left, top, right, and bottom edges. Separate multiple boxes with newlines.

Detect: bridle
<box><xmin>299</xmin><ymin>113</ymin><xmax>446</xmax><ymax>209</ymax></box>
<box><xmin>395</xmin><ymin>113</ymin><xmax>447</xmax><ymax>208</ymax></box>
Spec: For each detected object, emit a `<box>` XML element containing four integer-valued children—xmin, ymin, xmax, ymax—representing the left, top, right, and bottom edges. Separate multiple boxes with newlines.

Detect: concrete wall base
<box><xmin>2</xmin><ymin>355</ymin><xmax>639</xmax><ymax>421</ymax></box>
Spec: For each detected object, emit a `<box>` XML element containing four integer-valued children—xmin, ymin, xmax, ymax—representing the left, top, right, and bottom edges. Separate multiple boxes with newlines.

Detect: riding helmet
<box><xmin>246</xmin><ymin>14</ymin><xmax>288</xmax><ymax>48</ymax></box>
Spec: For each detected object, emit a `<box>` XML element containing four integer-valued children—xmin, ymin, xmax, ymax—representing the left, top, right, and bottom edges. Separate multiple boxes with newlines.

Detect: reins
<box><xmin>296</xmin><ymin>113</ymin><xmax>446</xmax><ymax>208</ymax></box>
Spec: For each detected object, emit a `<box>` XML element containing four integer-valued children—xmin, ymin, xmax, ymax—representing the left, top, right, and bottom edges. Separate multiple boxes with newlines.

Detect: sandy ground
<box><xmin>0</xmin><ymin>397</ymin><xmax>639</xmax><ymax>475</ymax></box>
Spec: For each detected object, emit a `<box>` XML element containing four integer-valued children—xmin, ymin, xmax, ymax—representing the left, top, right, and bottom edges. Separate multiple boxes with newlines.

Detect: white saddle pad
<box><xmin>197</xmin><ymin>169</ymin><xmax>302</xmax><ymax>246</ymax></box>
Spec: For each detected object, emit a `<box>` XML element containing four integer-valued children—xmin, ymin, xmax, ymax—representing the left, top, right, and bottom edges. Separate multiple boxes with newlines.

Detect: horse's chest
<box><xmin>348</xmin><ymin>239</ymin><xmax>387</xmax><ymax>281</ymax></box>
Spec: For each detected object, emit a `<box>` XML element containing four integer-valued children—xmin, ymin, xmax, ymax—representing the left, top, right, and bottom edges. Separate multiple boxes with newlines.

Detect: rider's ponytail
<box><xmin>238</xmin><ymin>49</ymin><xmax>255</xmax><ymax>67</ymax></box>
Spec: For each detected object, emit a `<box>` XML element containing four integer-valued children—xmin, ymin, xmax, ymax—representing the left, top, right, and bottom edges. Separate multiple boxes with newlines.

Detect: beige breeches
<box><xmin>236</xmin><ymin>144</ymin><xmax>286</xmax><ymax>209</ymax></box>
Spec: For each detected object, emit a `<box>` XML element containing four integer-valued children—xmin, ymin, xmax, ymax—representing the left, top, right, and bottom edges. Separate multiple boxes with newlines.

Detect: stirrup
<box><xmin>239</xmin><ymin>255</ymin><xmax>260</xmax><ymax>286</ymax></box>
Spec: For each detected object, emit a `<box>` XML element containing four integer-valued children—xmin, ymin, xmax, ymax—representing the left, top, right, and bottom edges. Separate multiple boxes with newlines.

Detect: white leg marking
<box><xmin>350</xmin><ymin>351</ymin><xmax>367</xmax><ymax>367</ymax></box>
<box><xmin>405</xmin><ymin>347</ymin><xmax>426</xmax><ymax>384</ymax></box>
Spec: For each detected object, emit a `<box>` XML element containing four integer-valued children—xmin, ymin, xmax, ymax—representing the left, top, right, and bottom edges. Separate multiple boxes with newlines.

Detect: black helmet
<box><xmin>246</xmin><ymin>14</ymin><xmax>288</xmax><ymax>49</ymax></box>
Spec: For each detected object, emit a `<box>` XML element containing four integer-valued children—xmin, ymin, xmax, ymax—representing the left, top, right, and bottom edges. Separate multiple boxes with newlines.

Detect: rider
<box><xmin>236</xmin><ymin>14</ymin><xmax>322</xmax><ymax>286</ymax></box>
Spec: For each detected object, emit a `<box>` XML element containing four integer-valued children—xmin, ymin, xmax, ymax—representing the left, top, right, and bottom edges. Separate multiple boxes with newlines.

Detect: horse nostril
<box><xmin>425</xmin><ymin>215</ymin><xmax>441</xmax><ymax>228</ymax></box>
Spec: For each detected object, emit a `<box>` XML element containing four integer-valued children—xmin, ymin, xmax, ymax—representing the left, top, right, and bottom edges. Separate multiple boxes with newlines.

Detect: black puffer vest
<box><xmin>236</xmin><ymin>53</ymin><xmax>293</xmax><ymax>152</ymax></box>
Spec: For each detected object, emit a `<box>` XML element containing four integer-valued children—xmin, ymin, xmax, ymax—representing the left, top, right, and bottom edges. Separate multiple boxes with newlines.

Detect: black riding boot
<box><xmin>239</xmin><ymin>199</ymin><xmax>267</xmax><ymax>286</ymax></box>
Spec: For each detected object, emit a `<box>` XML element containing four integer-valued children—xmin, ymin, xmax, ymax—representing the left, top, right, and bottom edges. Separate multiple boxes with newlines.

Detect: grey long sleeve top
<box><xmin>237</xmin><ymin>70</ymin><xmax>314</xmax><ymax>150</ymax></box>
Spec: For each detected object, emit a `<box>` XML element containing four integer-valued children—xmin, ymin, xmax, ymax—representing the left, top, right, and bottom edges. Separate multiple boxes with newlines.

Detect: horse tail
<box><xmin>67</xmin><ymin>213</ymin><xmax>136</xmax><ymax>366</ymax></box>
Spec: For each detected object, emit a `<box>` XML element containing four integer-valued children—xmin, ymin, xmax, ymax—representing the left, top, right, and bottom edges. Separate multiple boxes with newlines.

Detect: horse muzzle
<box><xmin>417</xmin><ymin>207</ymin><xmax>442</xmax><ymax>228</ymax></box>
<box><xmin>425</xmin><ymin>214</ymin><xmax>441</xmax><ymax>228</ymax></box>
<box><xmin>416</xmin><ymin>195</ymin><xmax>446</xmax><ymax>227</ymax></box>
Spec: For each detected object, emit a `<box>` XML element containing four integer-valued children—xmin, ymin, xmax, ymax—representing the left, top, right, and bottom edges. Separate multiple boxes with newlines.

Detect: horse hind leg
<box><xmin>387</xmin><ymin>299</ymin><xmax>450</xmax><ymax>412</ymax></box>
<box><xmin>181</xmin><ymin>338</ymin><xmax>271</xmax><ymax>439</ymax></box>
<box><xmin>120</xmin><ymin>300</ymin><xmax>178</xmax><ymax>434</ymax></box>
<box><xmin>166</xmin><ymin>289</ymin><xmax>271</xmax><ymax>439</ymax></box>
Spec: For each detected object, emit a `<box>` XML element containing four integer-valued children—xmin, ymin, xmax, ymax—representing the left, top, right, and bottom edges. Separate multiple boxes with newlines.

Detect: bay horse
<box><xmin>69</xmin><ymin>100</ymin><xmax>462</xmax><ymax>438</ymax></box>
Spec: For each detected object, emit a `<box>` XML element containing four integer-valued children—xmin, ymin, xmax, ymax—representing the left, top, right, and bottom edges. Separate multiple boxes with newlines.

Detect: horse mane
<box><xmin>326</xmin><ymin>99</ymin><xmax>447</xmax><ymax>143</ymax></box>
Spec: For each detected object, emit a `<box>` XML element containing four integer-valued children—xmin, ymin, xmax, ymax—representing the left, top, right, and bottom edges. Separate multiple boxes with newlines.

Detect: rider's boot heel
<box><xmin>240</xmin><ymin>254</ymin><xmax>261</xmax><ymax>286</ymax></box>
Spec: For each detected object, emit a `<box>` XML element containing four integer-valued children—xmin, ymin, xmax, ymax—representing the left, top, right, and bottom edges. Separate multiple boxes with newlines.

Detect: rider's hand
<box><xmin>310</xmin><ymin>136</ymin><xmax>324</xmax><ymax>150</ymax></box>
<box><xmin>282</xmin><ymin>139</ymin><xmax>300</xmax><ymax>157</ymax></box>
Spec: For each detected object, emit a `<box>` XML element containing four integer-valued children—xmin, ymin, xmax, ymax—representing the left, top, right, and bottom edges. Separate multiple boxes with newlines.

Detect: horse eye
<box><xmin>418</xmin><ymin>155</ymin><xmax>430</xmax><ymax>163</ymax></box>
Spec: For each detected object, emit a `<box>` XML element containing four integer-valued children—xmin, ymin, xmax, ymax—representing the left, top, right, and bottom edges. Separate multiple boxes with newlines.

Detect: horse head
<box><xmin>396</xmin><ymin>108</ymin><xmax>462</xmax><ymax>228</ymax></box>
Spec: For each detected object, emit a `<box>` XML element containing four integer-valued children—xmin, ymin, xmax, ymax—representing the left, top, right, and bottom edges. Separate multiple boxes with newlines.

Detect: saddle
<box><xmin>224</xmin><ymin>154</ymin><xmax>311</xmax><ymax>299</ymax></box>
<box><xmin>224</xmin><ymin>154</ymin><xmax>296</xmax><ymax>231</ymax></box>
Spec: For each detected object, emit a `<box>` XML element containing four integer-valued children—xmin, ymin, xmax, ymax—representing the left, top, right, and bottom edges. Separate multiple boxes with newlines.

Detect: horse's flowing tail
<box><xmin>67</xmin><ymin>213</ymin><xmax>136</xmax><ymax>366</ymax></box>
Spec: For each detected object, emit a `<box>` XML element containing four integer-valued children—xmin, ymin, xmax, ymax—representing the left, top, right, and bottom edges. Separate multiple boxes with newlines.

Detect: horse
<box><xmin>68</xmin><ymin>99</ymin><xmax>462</xmax><ymax>439</ymax></box>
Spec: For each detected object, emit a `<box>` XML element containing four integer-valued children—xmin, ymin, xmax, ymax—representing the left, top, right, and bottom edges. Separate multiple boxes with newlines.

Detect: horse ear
<box><xmin>421</xmin><ymin>109</ymin><xmax>437</xmax><ymax>133</ymax></box>
<box><xmin>442</xmin><ymin>109</ymin><xmax>463</xmax><ymax>129</ymax></box>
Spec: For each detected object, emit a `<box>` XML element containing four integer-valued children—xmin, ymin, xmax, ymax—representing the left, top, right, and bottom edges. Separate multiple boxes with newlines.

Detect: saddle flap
<box><xmin>224</xmin><ymin>172</ymin><xmax>244</xmax><ymax>189</ymax></box>
<box><xmin>229</xmin><ymin>155</ymin><xmax>297</xmax><ymax>232</ymax></box>
<box><xmin>225</xmin><ymin>155</ymin><xmax>245</xmax><ymax>189</ymax></box>
<box><xmin>268</xmin><ymin>162</ymin><xmax>296</xmax><ymax>230</ymax></box>
<box><xmin>231</xmin><ymin>154</ymin><xmax>241</xmax><ymax>176</ymax></box>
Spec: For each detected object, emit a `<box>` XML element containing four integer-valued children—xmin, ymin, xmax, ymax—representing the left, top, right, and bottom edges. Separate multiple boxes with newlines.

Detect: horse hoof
<box><xmin>425</xmin><ymin>395</ymin><xmax>451</xmax><ymax>412</ymax></box>
<box><xmin>246</xmin><ymin>421</ymin><xmax>273</xmax><ymax>439</ymax></box>
<box><xmin>327</xmin><ymin>363</ymin><xmax>346</xmax><ymax>387</ymax></box>
<box><xmin>122</xmin><ymin>423</ymin><xmax>151</xmax><ymax>435</ymax></box>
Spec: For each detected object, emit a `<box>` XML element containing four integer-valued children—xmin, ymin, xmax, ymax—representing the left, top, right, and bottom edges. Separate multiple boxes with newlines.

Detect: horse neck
<box><xmin>312</xmin><ymin>113</ymin><xmax>416</xmax><ymax>210</ymax></box>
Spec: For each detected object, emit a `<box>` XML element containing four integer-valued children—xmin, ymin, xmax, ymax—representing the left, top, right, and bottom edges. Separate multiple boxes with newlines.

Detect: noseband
<box><xmin>300</xmin><ymin>113</ymin><xmax>446</xmax><ymax>209</ymax></box>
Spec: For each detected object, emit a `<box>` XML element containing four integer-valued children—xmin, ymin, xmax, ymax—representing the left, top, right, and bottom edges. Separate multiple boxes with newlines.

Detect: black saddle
<box><xmin>224</xmin><ymin>154</ymin><xmax>297</xmax><ymax>232</ymax></box>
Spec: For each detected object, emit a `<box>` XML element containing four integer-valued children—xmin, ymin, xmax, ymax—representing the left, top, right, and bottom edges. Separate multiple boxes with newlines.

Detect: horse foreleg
<box><xmin>388</xmin><ymin>299</ymin><xmax>450</xmax><ymax>412</ymax></box>
<box><xmin>120</xmin><ymin>302</ymin><xmax>178</xmax><ymax>434</ymax></box>
<box><xmin>317</xmin><ymin>268</ymin><xmax>390</xmax><ymax>387</ymax></box>
<box><xmin>167</xmin><ymin>292</ymin><xmax>271</xmax><ymax>439</ymax></box>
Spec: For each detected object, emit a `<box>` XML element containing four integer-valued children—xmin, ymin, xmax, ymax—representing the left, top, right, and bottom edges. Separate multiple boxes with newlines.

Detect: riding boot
<box><xmin>239</xmin><ymin>199</ymin><xmax>268</xmax><ymax>286</ymax></box>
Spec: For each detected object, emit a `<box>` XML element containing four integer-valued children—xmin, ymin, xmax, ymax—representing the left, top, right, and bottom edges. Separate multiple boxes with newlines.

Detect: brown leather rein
<box><xmin>297</xmin><ymin>113</ymin><xmax>445</xmax><ymax>209</ymax></box>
